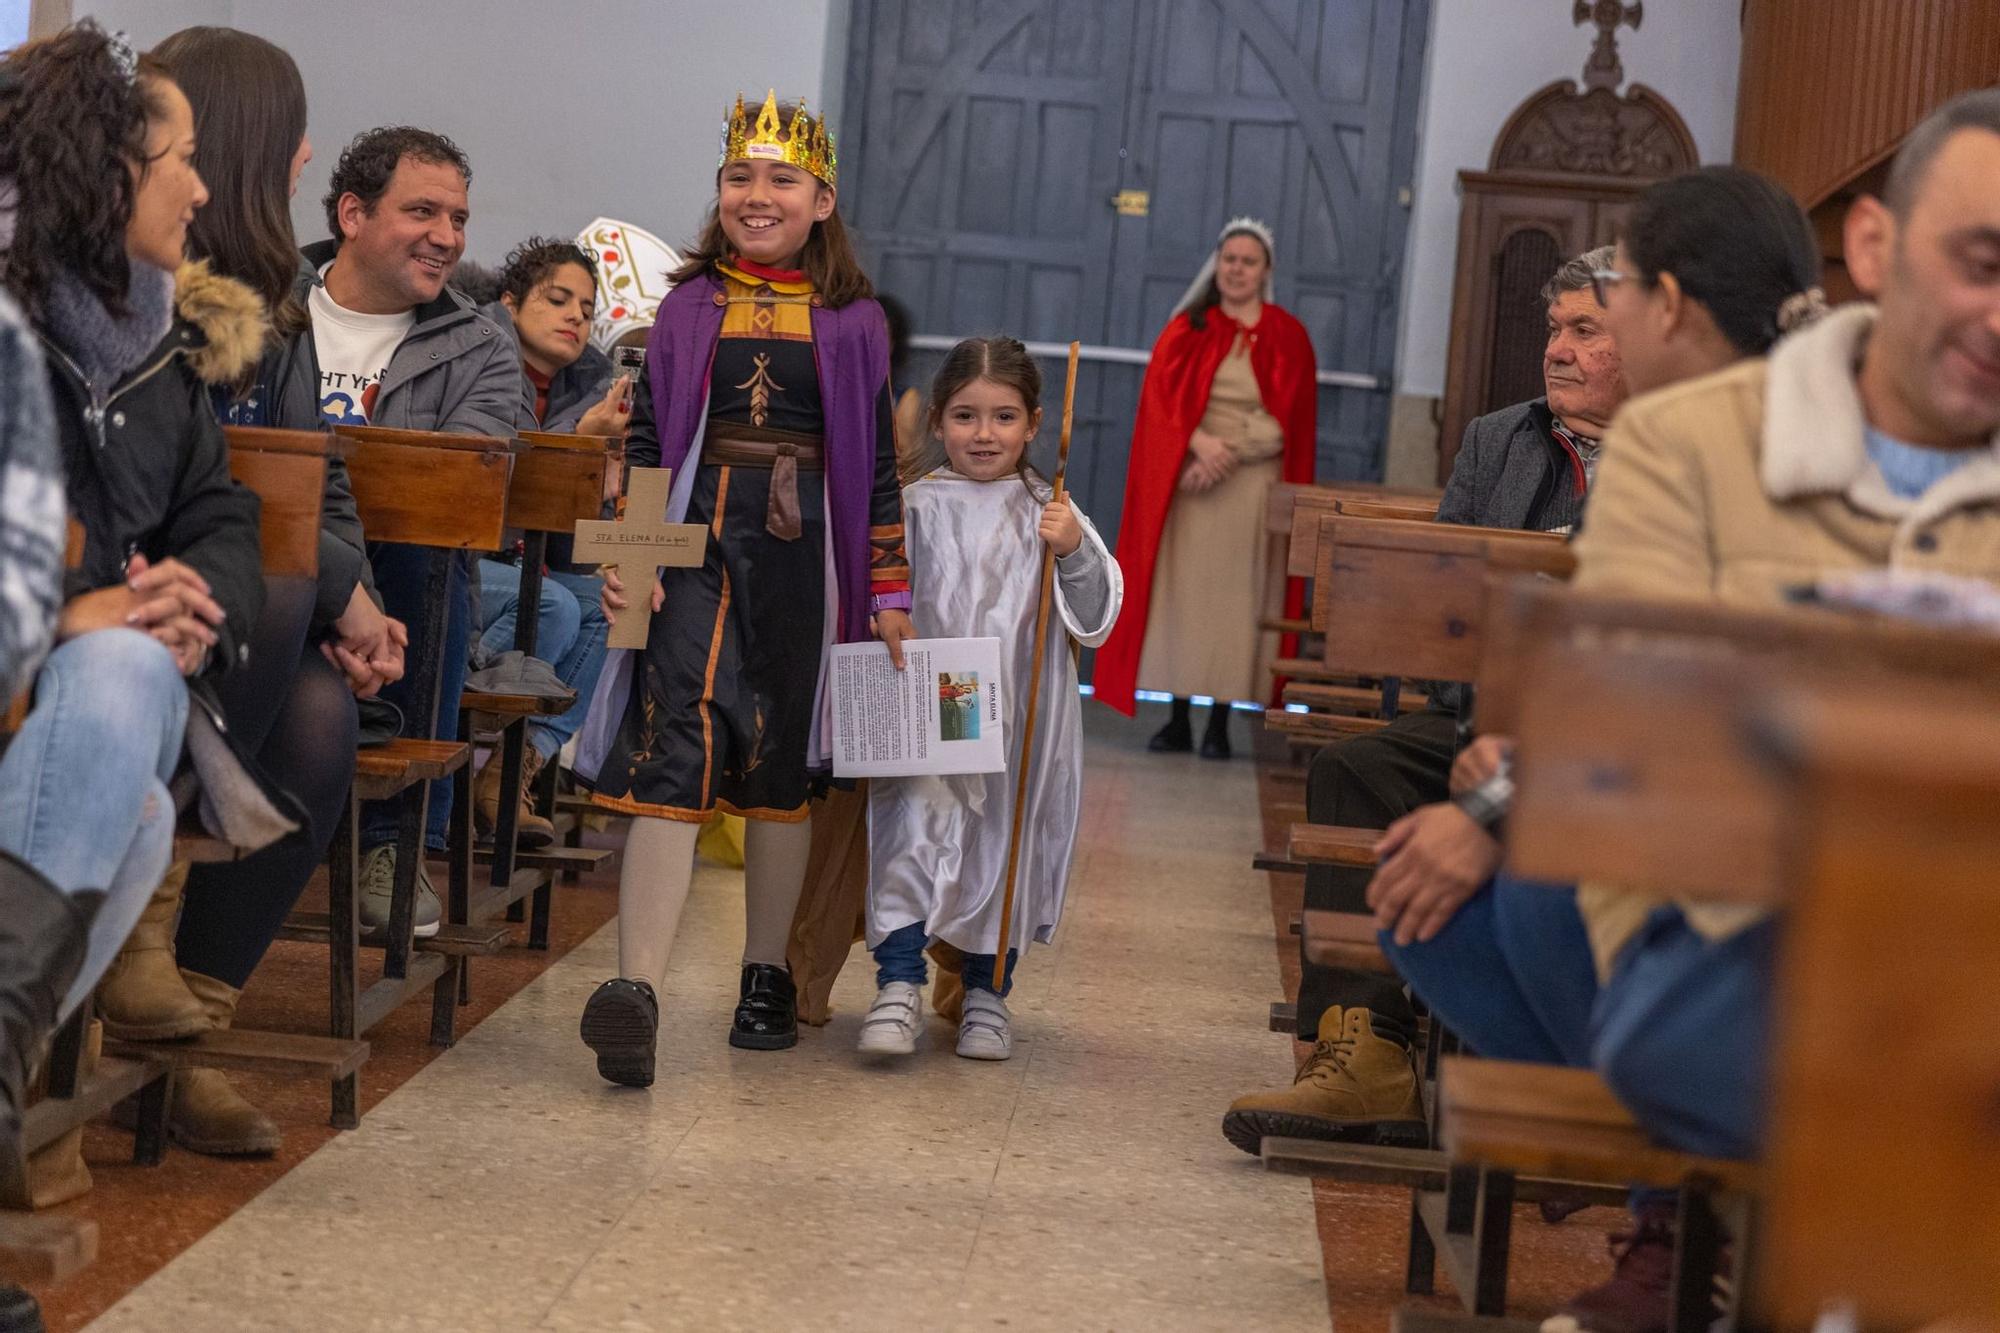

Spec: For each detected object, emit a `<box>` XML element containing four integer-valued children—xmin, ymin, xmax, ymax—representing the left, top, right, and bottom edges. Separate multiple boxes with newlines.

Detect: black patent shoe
<box><xmin>0</xmin><ymin>1283</ymin><xmax>42</xmax><ymax>1333</ymax></box>
<box><xmin>580</xmin><ymin>978</ymin><xmax>659</xmax><ymax>1088</ymax></box>
<box><xmin>730</xmin><ymin>963</ymin><xmax>798</xmax><ymax>1051</ymax></box>
<box><xmin>1199</xmin><ymin>707</ymin><xmax>1232</xmax><ymax>760</ymax></box>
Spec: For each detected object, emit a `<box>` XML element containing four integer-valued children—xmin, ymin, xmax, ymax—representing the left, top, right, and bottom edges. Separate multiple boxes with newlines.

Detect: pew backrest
<box><xmin>1747</xmin><ymin>686</ymin><xmax>2000</xmax><ymax>1327</ymax></box>
<box><xmin>1499</xmin><ymin>585</ymin><xmax>2000</xmax><ymax>899</ymax></box>
<box><xmin>334</xmin><ymin>425</ymin><xmax>516</xmax><ymax>551</ymax></box>
<box><xmin>507</xmin><ymin>431</ymin><xmax>616</xmax><ymax>534</ymax></box>
<box><xmin>1274</xmin><ymin>482</ymin><xmax>1444</xmax><ymax>577</ymax></box>
<box><xmin>1309</xmin><ymin>514</ymin><xmax>1572</xmax><ymax>680</ymax></box>
<box><xmin>222</xmin><ymin>426</ymin><xmax>334</xmax><ymax>580</ymax></box>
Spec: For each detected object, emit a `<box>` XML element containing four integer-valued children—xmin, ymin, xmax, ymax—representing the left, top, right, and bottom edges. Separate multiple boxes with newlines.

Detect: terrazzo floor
<box><xmin>87</xmin><ymin>708</ymin><xmax>1329</xmax><ymax>1332</ymax></box>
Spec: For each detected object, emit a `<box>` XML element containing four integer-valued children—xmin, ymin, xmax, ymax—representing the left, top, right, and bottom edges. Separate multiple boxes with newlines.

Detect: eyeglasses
<box><xmin>1590</xmin><ymin>267</ymin><xmax>1632</xmax><ymax>308</ymax></box>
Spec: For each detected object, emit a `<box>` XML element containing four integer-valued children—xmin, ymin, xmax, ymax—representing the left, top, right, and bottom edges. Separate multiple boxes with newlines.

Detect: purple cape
<box><xmin>644</xmin><ymin>270</ymin><xmax>889</xmax><ymax>643</ymax></box>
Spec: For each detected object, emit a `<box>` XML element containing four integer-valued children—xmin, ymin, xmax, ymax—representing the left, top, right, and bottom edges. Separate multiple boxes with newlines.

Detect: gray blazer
<box><xmin>1435</xmin><ymin>397</ymin><xmax>1584</xmax><ymax>534</ymax></box>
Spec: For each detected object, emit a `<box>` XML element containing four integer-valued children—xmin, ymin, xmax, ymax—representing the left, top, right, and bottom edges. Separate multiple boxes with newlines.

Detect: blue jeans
<box><xmin>0</xmin><ymin>630</ymin><xmax>186</xmax><ymax>1019</ymax></box>
<box><xmin>1381</xmin><ymin>873</ymin><xmax>1772</xmax><ymax>1160</ymax></box>
<box><xmin>361</xmin><ymin>545</ymin><xmax>471</xmax><ymax>853</ymax></box>
<box><xmin>474</xmin><ymin>561</ymin><xmax>609</xmax><ymax>762</ymax></box>
<box><xmin>872</xmin><ymin>921</ymin><xmax>1018</xmax><ymax>998</ymax></box>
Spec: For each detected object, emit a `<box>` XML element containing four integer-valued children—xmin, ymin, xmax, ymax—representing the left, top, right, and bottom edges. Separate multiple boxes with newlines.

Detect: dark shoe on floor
<box><xmin>1199</xmin><ymin>707</ymin><xmax>1232</xmax><ymax>760</ymax></box>
<box><xmin>1148</xmin><ymin>698</ymin><xmax>1194</xmax><ymax>752</ymax></box>
<box><xmin>0</xmin><ymin>859</ymin><xmax>100</xmax><ymax>1205</ymax></box>
<box><xmin>730</xmin><ymin>963</ymin><xmax>798</xmax><ymax>1050</ymax></box>
<box><xmin>580</xmin><ymin>978</ymin><xmax>659</xmax><ymax>1088</ymax></box>
<box><xmin>1540</xmin><ymin>1201</ymin><xmax>1699</xmax><ymax>1333</ymax></box>
<box><xmin>0</xmin><ymin>1283</ymin><xmax>43</xmax><ymax>1333</ymax></box>
<box><xmin>1221</xmin><ymin>1005</ymin><xmax>1428</xmax><ymax>1156</ymax></box>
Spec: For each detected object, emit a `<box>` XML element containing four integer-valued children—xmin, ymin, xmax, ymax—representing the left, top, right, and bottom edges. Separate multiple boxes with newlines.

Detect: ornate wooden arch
<box><xmin>1489</xmin><ymin>80</ymin><xmax>1698</xmax><ymax>181</ymax></box>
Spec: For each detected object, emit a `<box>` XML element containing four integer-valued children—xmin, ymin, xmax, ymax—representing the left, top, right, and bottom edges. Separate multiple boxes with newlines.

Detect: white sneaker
<box><xmin>857</xmin><ymin>981</ymin><xmax>923</xmax><ymax>1057</ymax></box>
<box><xmin>956</xmin><ymin>989</ymin><xmax>1013</xmax><ymax>1061</ymax></box>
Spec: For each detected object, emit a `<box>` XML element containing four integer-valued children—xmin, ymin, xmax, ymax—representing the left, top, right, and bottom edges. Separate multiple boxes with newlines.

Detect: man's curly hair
<box><xmin>498</xmin><ymin>236</ymin><xmax>598</xmax><ymax>306</ymax></box>
<box><xmin>322</xmin><ymin>125</ymin><xmax>471</xmax><ymax>241</ymax></box>
<box><xmin>0</xmin><ymin>22</ymin><xmax>173</xmax><ymax>322</ymax></box>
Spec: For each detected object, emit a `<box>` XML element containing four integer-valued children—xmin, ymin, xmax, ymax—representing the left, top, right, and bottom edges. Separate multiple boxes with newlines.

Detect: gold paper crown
<box><xmin>720</xmin><ymin>90</ymin><xmax>837</xmax><ymax>188</ymax></box>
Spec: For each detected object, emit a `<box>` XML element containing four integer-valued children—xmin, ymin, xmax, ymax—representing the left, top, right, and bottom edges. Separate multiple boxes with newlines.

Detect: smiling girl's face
<box><xmin>718</xmin><ymin>158</ymin><xmax>834</xmax><ymax>268</ymax></box>
<box><xmin>938</xmin><ymin>376</ymin><xmax>1041</xmax><ymax>482</ymax></box>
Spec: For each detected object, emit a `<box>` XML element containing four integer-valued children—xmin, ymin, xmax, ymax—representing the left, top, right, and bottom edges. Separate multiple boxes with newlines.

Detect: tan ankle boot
<box><xmin>169</xmin><ymin>972</ymin><xmax>280</xmax><ymax>1157</ymax></box>
<box><xmin>473</xmin><ymin>746</ymin><xmax>555</xmax><ymax>848</ymax></box>
<box><xmin>96</xmin><ymin>864</ymin><xmax>207</xmax><ymax>1041</ymax></box>
<box><xmin>1220</xmin><ymin>1005</ymin><xmax>1428</xmax><ymax>1156</ymax></box>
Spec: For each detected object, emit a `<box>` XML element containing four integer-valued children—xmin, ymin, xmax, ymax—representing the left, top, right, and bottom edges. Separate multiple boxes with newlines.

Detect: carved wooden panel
<box><xmin>1493</xmin><ymin>82</ymin><xmax>1699</xmax><ymax>180</ymax></box>
<box><xmin>1736</xmin><ymin>0</ymin><xmax>2000</xmax><ymax>210</ymax></box>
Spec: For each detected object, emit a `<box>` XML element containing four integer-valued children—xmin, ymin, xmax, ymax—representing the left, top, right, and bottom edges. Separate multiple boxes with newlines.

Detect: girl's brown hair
<box><xmin>151</xmin><ymin>27</ymin><xmax>309</xmax><ymax>343</ymax></box>
<box><xmin>909</xmin><ymin>336</ymin><xmax>1045</xmax><ymax>486</ymax></box>
<box><xmin>670</xmin><ymin>101</ymin><xmax>874</xmax><ymax>308</ymax></box>
<box><xmin>0</xmin><ymin>22</ymin><xmax>173</xmax><ymax>323</ymax></box>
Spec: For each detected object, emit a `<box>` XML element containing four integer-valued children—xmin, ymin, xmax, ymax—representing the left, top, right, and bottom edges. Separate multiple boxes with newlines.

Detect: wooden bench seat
<box><xmin>461</xmin><ymin>689</ymin><xmax>574</xmax><ymax>719</ymax></box>
<box><xmin>1264</xmin><ymin>710</ymin><xmax>1388</xmax><ymax>742</ymax></box>
<box><xmin>1282</xmin><ymin>681</ymin><xmax>1396</xmax><ymax>714</ymax></box>
<box><xmin>105</xmin><ymin>1029</ymin><xmax>368</xmax><ymax>1082</ymax></box>
<box><xmin>1288</xmin><ymin>822</ymin><xmax>1381</xmax><ymax>868</ymax></box>
<box><xmin>1440</xmin><ymin>1057</ymin><xmax>1756</xmax><ymax>1193</ymax></box>
<box><xmin>1299</xmin><ymin>909</ymin><xmax>1392</xmax><ymax>974</ymax></box>
<box><xmin>352</xmin><ymin>738</ymin><xmax>472</xmax><ymax>801</ymax></box>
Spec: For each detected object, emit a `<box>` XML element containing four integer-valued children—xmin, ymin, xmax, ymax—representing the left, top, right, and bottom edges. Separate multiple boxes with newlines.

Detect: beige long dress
<box><xmin>1136</xmin><ymin>332</ymin><xmax>1285</xmax><ymax>704</ymax></box>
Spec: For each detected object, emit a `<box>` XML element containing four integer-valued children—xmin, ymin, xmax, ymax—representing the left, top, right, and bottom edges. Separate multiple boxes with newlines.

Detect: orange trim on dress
<box><xmin>586</xmin><ymin>791</ymin><xmax>810</xmax><ymax>825</ymax></box>
<box><xmin>696</xmin><ymin>465</ymin><xmax>734</xmax><ymax>807</ymax></box>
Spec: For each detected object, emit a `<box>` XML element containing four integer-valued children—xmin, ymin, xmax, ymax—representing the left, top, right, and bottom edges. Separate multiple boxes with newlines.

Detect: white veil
<box><xmin>1169</xmin><ymin>215</ymin><xmax>1277</xmax><ymax>320</ymax></box>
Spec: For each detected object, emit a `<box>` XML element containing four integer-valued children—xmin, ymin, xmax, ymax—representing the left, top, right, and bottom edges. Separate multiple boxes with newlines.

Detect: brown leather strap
<box><xmin>705</xmin><ymin>433</ymin><xmax>821</xmax><ymax>541</ymax></box>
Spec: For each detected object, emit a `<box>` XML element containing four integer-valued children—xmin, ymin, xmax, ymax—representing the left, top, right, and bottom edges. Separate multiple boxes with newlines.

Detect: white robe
<box><xmin>866</xmin><ymin>470</ymin><xmax>1123</xmax><ymax>957</ymax></box>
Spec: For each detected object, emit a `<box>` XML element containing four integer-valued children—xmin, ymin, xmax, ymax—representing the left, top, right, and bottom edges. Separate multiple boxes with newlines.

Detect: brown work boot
<box><xmin>472</xmin><ymin>746</ymin><xmax>556</xmax><ymax>849</ymax></box>
<box><xmin>1221</xmin><ymin>1005</ymin><xmax>1428</xmax><ymax>1155</ymax></box>
<box><xmin>96</xmin><ymin>863</ymin><xmax>207</xmax><ymax>1041</ymax></box>
<box><xmin>167</xmin><ymin>971</ymin><xmax>279</xmax><ymax>1157</ymax></box>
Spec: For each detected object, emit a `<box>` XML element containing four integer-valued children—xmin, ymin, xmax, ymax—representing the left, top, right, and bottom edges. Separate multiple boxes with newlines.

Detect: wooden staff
<box><xmin>992</xmin><ymin>341</ymin><xmax>1081</xmax><ymax>995</ymax></box>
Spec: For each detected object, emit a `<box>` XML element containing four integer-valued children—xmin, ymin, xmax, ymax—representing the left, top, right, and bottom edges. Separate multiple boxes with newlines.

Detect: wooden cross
<box><xmin>1574</xmin><ymin>0</ymin><xmax>1641</xmax><ymax>91</ymax></box>
<box><xmin>573</xmin><ymin>466</ymin><xmax>707</xmax><ymax>650</ymax></box>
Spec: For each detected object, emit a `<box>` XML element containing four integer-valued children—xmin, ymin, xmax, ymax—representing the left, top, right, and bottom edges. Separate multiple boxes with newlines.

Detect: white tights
<box><xmin>615</xmin><ymin>814</ymin><xmax>814</xmax><ymax>992</ymax></box>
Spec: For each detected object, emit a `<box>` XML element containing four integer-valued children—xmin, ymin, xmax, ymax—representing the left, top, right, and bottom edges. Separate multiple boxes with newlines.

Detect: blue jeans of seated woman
<box><xmin>0</xmin><ymin>630</ymin><xmax>185</xmax><ymax>1020</ymax></box>
<box><xmin>873</xmin><ymin>921</ymin><xmax>1018</xmax><ymax>998</ymax></box>
<box><xmin>1379</xmin><ymin>872</ymin><xmax>1773</xmax><ymax>1161</ymax></box>
<box><xmin>474</xmin><ymin>560</ymin><xmax>609</xmax><ymax>763</ymax></box>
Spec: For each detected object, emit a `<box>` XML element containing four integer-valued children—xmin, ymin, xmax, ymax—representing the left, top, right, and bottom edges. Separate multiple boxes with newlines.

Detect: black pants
<box><xmin>1296</xmin><ymin>707</ymin><xmax>1456</xmax><ymax>1037</ymax></box>
<box><xmin>177</xmin><ymin>578</ymin><xmax>359</xmax><ymax>989</ymax></box>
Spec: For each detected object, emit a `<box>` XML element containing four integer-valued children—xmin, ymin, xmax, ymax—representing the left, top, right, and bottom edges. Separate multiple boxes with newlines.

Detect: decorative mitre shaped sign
<box><xmin>575</xmin><ymin>217</ymin><xmax>678</xmax><ymax>353</ymax></box>
<box><xmin>573</xmin><ymin>467</ymin><xmax>706</xmax><ymax>649</ymax></box>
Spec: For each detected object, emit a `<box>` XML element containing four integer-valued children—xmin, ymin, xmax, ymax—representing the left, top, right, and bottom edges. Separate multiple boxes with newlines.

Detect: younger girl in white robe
<box><xmin>860</xmin><ymin>337</ymin><xmax>1122</xmax><ymax>1061</ymax></box>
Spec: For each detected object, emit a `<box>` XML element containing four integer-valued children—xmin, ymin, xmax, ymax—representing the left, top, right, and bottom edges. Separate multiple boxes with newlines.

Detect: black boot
<box><xmin>0</xmin><ymin>1282</ymin><xmax>41</xmax><ymax>1333</ymax></box>
<box><xmin>730</xmin><ymin>963</ymin><xmax>798</xmax><ymax>1051</ymax></box>
<box><xmin>580</xmin><ymin>977</ymin><xmax>659</xmax><ymax>1088</ymax></box>
<box><xmin>0</xmin><ymin>853</ymin><xmax>101</xmax><ymax>1205</ymax></box>
<box><xmin>1148</xmin><ymin>697</ymin><xmax>1194</xmax><ymax>753</ymax></box>
<box><xmin>1199</xmin><ymin>704</ymin><xmax>1232</xmax><ymax>760</ymax></box>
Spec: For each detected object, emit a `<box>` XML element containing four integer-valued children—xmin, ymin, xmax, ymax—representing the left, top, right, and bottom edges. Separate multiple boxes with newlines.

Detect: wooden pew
<box><xmin>278</xmin><ymin>425</ymin><xmax>516</xmax><ymax>1128</ymax></box>
<box><xmin>104</xmin><ymin>427</ymin><xmax>370</xmax><ymax>1124</ymax></box>
<box><xmin>1421</xmin><ymin>591</ymin><xmax>2000</xmax><ymax>1324</ymax></box>
<box><xmin>1747</xmin><ymin>686</ymin><xmax>2000</xmax><ymax>1328</ymax></box>
<box><xmin>455</xmin><ymin>430</ymin><xmax>621</xmax><ymax>951</ymax></box>
<box><xmin>1263</xmin><ymin>481</ymin><xmax>1442</xmax><ymax>638</ymax></box>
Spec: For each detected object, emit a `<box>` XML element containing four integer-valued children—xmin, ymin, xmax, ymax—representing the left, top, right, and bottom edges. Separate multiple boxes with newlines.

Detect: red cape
<box><xmin>1093</xmin><ymin>304</ymin><xmax>1318</xmax><ymax>716</ymax></box>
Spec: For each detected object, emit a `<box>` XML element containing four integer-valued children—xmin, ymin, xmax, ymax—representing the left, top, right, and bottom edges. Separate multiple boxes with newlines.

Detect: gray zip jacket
<box><xmin>254</xmin><ymin>243</ymin><xmax>526</xmax><ymax>628</ymax></box>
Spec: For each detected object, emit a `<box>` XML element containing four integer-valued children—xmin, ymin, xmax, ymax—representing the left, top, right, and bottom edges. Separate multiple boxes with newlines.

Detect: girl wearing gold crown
<box><xmin>572</xmin><ymin>92</ymin><xmax>912</xmax><ymax>1086</ymax></box>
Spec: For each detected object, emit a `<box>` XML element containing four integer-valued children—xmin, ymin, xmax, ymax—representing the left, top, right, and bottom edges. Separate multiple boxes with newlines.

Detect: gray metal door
<box><xmin>841</xmin><ymin>0</ymin><xmax>1430</xmax><ymax>542</ymax></box>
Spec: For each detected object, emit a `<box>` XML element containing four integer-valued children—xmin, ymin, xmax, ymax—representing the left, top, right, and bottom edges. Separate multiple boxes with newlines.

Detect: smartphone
<box><xmin>612</xmin><ymin>344</ymin><xmax>647</xmax><ymax>377</ymax></box>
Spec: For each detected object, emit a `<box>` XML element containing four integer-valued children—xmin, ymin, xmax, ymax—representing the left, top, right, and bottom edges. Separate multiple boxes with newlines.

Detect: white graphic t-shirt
<box><xmin>309</xmin><ymin>268</ymin><xmax>415</xmax><ymax>426</ymax></box>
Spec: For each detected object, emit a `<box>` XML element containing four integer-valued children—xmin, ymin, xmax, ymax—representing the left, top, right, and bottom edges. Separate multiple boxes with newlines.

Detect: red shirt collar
<box><xmin>729</xmin><ymin>256</ymin><xmax>808</xmax><ymax>284</ymax></box>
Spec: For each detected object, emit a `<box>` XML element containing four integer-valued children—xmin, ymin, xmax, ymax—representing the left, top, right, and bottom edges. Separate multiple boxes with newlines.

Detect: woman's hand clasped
<box><xmin>1179</xmin><ymin>429</ymin><xmax>1239</xmax><ymax>493</ymax></box>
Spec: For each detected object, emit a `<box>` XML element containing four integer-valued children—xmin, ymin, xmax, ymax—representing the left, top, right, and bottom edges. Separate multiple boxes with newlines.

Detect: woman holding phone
<box><xmin>470</xmin><ymin>236</ymin><xmax>628</xmax><ymax>843</ymax></box>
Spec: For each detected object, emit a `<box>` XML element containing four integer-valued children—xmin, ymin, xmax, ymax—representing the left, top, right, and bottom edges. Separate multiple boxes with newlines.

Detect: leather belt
<box><xmin>705</xmin><ymin>428</ymin><xmax>824</xmax><ymax>542</ymax></box>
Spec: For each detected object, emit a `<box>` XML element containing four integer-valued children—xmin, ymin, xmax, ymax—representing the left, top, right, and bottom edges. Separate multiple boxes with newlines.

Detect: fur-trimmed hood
<box><xmin>173</xmin><ymin>259</ymin><xmax>269</xmax><ymax>387</ymax></box>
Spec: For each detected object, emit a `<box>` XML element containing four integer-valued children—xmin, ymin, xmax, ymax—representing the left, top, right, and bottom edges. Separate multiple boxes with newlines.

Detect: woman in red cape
<box><xmin>1094</xmin><ymin>218</ymin><xmax>1316</xmax><ymax>756</ymax></box>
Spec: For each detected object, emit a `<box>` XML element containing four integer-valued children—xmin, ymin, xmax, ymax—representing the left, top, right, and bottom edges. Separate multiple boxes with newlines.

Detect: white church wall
<box><xmin>76</xmin><ymin>0</ymin><xmax>849</xmax><ymax>266</ymax></box>
<box><xmin>1393</xmin><ymin>0</ymin><xmax>1745</xmax><ymax>401</ymax></box>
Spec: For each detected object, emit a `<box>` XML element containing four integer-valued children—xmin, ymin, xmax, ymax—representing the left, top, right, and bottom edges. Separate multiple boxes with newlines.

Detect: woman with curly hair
<box><xmin>0</xmin><ymin>21</ymin><xmax>294</xmax><ymax>1180</ymax></box>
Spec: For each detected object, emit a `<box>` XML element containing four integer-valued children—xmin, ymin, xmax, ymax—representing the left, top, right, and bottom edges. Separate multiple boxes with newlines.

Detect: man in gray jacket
<box><xmin>265</xmin><ymin>126</ymin><xmax>524</xmax><ymax>937</ymax></box>
<box><xmin>1223</xmin><ymin>246</ymin><xmax>1629</xmax><ymax>1156</ymax></box>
